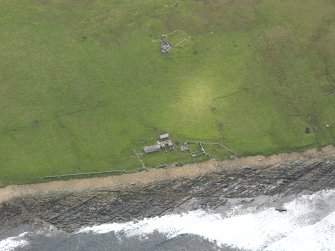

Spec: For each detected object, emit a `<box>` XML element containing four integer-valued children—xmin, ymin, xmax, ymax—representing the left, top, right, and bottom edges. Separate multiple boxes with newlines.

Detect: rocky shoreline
<box><xmin>1</xmin><ymin>146</ymin><xmax>335</xmax><ymax>234</ymax></box>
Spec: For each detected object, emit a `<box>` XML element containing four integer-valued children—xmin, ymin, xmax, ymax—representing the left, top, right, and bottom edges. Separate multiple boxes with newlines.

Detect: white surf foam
<box><xmin>265</xmin><ymin>211</ymin><xmax>335</xmax><ymax>251</ymax></box>
<box><xmin>78</xmin><ymin>189</ymin><xmax>335</xmax><ymax>251</ymax></box>
<box><xmin>0</xmin><ymin>232</ymin><xmax>29</xmax><ymax>251</ymax></box>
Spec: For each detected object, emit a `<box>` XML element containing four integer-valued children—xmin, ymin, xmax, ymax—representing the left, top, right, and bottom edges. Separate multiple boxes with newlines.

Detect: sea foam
<box><xmin>0</xmin><ymin>232</ymin><xmax>29</xmax><ymax>251</ymax></box>
<box><xmin>79</xmin><ymin>189</ymin><xmax>335</xmax><ymax>251</ymax></box>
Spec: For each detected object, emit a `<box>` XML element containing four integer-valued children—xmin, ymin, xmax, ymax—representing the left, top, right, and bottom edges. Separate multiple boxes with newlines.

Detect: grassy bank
<box><xmin>1</xmin><ymin>0</ymin><xmax>335</xmax><ymax>186</ymax></box>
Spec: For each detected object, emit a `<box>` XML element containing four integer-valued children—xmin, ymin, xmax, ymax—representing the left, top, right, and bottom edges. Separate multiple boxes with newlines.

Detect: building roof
<box><xmin>159</xmin><ymin>133</ymin><xmax>170</xmax><ymax>140</ymax></box>
<box><xmin>143</xmin><ymin>145</ymin><xmax>161</xmax><ymax>154</ymax></box>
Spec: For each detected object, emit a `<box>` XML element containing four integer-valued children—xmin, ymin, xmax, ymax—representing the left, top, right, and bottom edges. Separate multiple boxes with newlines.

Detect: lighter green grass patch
<box><xmin>0</xmin><ymin>0</ymin><xmax>335</xmax><ymax>185</ymax></box>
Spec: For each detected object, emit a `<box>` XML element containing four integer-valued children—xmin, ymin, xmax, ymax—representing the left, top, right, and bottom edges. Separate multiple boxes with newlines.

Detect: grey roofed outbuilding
<box><xmin>165</xmin><ymin>139</ymin><xmax>173</xmax><ymax>147</ymax></box>
<box><xmin>143</xmin><ymin>144</ymin><xmax>161</xmax><ymax>154</ymax></box>
<box><xmin>159</xmin><ymin>133</ymin><xmax>170</xmax><ymax>140</ymax></box>
<box><xmin>160</xmin><ymin>37</ymin><xmax>172</xmax><ymax>53</ymax></box>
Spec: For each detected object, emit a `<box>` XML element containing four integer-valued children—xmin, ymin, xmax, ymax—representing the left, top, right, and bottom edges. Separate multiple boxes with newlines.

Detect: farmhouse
<box><xmin>143</xmin><ymin>133</ymin><xmax>174</xmax><ymax>154</ymax></box>
<box><xmin>143</xmin><ymin>144</ymin><xmax>161</xmax><ymax>154</ymax></box>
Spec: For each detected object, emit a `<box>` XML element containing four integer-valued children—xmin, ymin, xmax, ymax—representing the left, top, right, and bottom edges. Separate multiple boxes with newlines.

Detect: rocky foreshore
<box><xmin>1</xmin><ymin>146</ymin><xmax>335</xmax><ymax>234</ymax></box>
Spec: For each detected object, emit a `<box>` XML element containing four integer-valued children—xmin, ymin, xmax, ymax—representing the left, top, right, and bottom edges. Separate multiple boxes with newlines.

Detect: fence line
<box><xmin>44</xmin><ymin>170</ymin><xmax>134</xmax><ymax>180</ymax></box>
<box><xmin>187</xmin><ymin>141</ymin><xmax>238</xmax><ymax>156</ymax></box>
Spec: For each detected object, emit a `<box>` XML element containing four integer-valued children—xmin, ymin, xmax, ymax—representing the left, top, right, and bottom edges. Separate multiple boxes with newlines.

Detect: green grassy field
<box><xmin>1</xmin><ymin>0</ymin><xmax>335</xmax><ymax>186</ymax></box>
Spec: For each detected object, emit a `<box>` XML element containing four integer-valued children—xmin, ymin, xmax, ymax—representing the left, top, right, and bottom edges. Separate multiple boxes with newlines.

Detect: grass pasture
<box><xmin>1</xmin><ymin>0</ymin><xmax>335</xmax><ymax>186</ymax></box>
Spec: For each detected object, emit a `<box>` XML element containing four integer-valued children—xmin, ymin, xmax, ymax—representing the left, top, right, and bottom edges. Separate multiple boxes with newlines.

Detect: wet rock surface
<box><xmin>1</xmin><ymin>156</ymin><xmax>335</xmax><ymax>234</ymax></box>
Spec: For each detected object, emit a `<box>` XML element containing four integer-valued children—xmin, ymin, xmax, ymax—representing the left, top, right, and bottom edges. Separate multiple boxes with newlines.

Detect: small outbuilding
<box><xmin>143</xmin><ymin>145</ymin><xmax>161</xmax><ymax>154</ymax></box>
<box><xmin>181</xmin><ymin>142</ymin><xmax>190</xmax><ymax>152</ymax></box>
<box><xmin>160</xmin><ymin>37</ymin><xmax>172</xmax><ymax>53</ymax></box>
<box><xmin>165</xmin><ymin>139</ymin><xmax>174</xmax><ymax>149</ymax></box>
<box><xmin>159</xmin><ymin>133</ymin><xmax>170</xmax><ymax>140</ymax></box>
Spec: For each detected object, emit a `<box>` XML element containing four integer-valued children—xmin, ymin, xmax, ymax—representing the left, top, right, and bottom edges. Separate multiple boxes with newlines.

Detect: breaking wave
<box><xmin>0</xmin><ymin>233</ymin><xmax>29</xmax><ymax>251</ymax></box>
<box><xmin>79</xmin><ymin>189</ymin><xmax>335</xmax><ymax>251</ymax></box>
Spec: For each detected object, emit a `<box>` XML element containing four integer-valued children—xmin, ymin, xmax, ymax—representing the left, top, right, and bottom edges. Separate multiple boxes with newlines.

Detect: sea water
<box><xmin>2</xmin><ymin>189</ymin><xmax>335</xmax><ymax>251</ymax></box>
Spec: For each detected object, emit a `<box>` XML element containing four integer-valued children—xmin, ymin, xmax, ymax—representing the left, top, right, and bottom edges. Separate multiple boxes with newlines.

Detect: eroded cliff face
<box><xmin>1</xmin><ymin>153</ymin><xmax>335</xmax><ymax>234</ymax></box>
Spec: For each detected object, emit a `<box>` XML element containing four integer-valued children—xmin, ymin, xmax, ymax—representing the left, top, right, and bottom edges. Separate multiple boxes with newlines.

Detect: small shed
<box><xmin>143</xmin><ymin>145</ymin><xmax>161</xmax><ymax>154</ymax></box>
<box><xmin>159</xmin><ymin>133</ymin><xmax>170</xmax><ymax>140</ymax></box>
<box><xmin>158</xmin><ymin>141</ymin><xmax>166</xmax><ymax>149</ymax></box>
<box><xmin>160</xmin><ymin>37</ymin><xmax>172</xmax><ymax>53</ymax></box>
<box><xmin>181</xmin><ymin>143</ymin><xmax>190</xmax><ymax>152</ymax></box>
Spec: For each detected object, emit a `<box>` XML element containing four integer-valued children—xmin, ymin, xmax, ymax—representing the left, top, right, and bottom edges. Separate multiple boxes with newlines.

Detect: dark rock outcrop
<box><xmin>1</xmin><ymin>157</ymin><xmax>335</xmax><ymax>233</ymax></box>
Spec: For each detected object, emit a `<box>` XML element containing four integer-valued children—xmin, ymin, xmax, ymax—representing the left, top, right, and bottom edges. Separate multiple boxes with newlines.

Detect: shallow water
<box><xmin>2</xmin><ymin>189</ymin><xmax>335</xmax><ymax>251</ymax></box>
